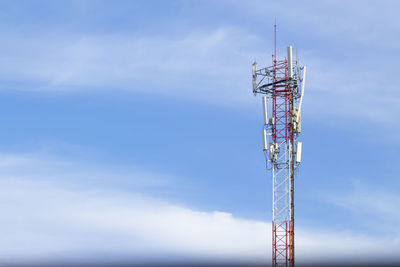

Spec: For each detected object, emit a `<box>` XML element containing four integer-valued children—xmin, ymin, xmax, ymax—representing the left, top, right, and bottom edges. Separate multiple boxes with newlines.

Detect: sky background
<box><xmin>0</xmin><ymin>0</ymin><xmax>399</xmax><ymax>265</ymax></box>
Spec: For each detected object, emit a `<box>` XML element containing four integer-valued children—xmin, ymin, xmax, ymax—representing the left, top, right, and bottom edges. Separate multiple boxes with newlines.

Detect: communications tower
<box><xmin>252</xmin><ymin>25</ymin><xmax>306</xmax><ymax>267</ymax></box>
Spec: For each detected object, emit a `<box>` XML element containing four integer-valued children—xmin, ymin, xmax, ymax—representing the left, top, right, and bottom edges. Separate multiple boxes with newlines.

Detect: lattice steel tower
<box><xmin>252</xmin><ymin>25</ymin><xmax>306</xmax><ymax>267</ymax></box>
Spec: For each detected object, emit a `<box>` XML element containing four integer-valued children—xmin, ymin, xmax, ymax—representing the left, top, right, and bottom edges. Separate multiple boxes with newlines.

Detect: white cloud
<box><xmin>296</xmin><ymin>228</ymin><xmax>400</xmax><ymax>264</ymax></box>
<box><xmin>323</xmin><ymin>180</ymin><xmax>400</xmax><ymax>236</ymax></box>
<box><xmin>0</xmin><ymin>28</ymin><xmax>261</xmax><ymax>107</ymax></box>
<box><xmin>302</xmin><ymin>54</ymin><xmax>400</xmax><ymax>126</ymax></box>
<box><xmin>0</xmin><ymin>175</ymin><xmax>268</xmax><ymax>264</ymax></box>
<box><xmin>0</xmin><ymin>153</ymin><xmax>398</xmax><ymax>264</ymax></box>
<box><xmin>1</xmin><ymin>3</ymin><xmax>399</xmax><ymax>127</ymax></box>
<box><xmin>1</xmin><ymin>1</ymin><xmax>400</xmax><ymax>134</ymax></box>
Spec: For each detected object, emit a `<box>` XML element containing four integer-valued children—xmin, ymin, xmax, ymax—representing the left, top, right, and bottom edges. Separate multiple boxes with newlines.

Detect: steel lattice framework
<box><xmin>252</xmin><ymin>25</ymin><xmax>306</xmax><ymax>267</ymax></box>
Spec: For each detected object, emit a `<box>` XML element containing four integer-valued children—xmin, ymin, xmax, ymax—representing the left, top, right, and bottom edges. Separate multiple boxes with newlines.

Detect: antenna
<box><xmin>287</xmin><ymin>46</ymin><xmax>293</xmax><ymax>79</ymax></box>
<box><xmin>252</xmin><ymin>60</ymin><xmax>258</xmax><ymax>93</ymax></box>
<box><xmin>297</xmin><ymin>66</ymin><xmax>306</xmax><ymax>124</ymax></box>
<box><xmin>262</xmin><ymin>96</ymin><xmax>268</xmax><ymax>125</ymax></box>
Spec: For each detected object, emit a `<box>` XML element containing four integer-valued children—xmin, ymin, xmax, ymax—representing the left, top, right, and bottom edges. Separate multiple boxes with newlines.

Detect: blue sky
<box><xmin>0</xmin><ymin>0</ymin><xmax>399</xmax><ymax>265</ymax></box>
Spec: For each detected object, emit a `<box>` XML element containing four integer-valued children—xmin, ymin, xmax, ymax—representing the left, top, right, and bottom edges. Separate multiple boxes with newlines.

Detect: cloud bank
<box><xmin>0</xmin><ymin>153</ymin><xmax>398</xmax><ymax>265</ymax></box>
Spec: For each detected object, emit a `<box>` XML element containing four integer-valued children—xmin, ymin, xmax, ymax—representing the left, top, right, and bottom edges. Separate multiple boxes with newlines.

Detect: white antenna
<box><xmin>296</xmin><ymin>66</ymin><xmax>306</xmax><ymax>124</ymax></box>
<box><xmin>262</xmin><ymin>96</ymin><xmax>268</xmax><ymax>125</ymax></box>
<box><xmin>296</xmin><ymin>141</ymin><xmax>302</xmax><ymax>163</ymax></box>
<box><xmin>262</xmin><ymin>129</ymin><xmax>268</xmax><ymax>151</ymax></box>
<box><xmin>287</xmin><ymin>46</ymin><xmax>293</xmax><ymax>79</ymax></box>
<box><xmin>252</xmin><ymin>60</ymin><xmax>257</xmax><ymax>93</ymax></box>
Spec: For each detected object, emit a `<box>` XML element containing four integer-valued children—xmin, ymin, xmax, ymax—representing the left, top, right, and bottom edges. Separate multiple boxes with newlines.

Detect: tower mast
<box><xmin>252</xmin><ymin>25</ymin><xmax>306</xmax><ymax>267</ymax></box>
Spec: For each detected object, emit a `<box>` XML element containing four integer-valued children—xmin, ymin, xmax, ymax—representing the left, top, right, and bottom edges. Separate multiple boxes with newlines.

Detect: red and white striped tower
<box><xmin>252</xmin><ymin>24</ymin><xmax>306</xmax><ymax>267</ymax></box>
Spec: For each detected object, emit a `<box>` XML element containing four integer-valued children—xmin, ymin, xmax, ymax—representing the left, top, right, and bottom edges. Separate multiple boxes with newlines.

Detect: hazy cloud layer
<box><xmin>323</xmin><ymin>180</ymin><xmax>400</xmax><ymax>237</ymax></box>
<box><xmin>0</xmin><ymin>153</ymin><xmax>398</xmax><ymax>264</ymax></box>
<box><xmin>0</xmin><ymin>28</ymin><xmax>259</xmax><ymax>106</ymax></box>
<box><xmin>0</xmin><ymin>1</ymin><xmax>399</xmax><ymax>128</ymax></box>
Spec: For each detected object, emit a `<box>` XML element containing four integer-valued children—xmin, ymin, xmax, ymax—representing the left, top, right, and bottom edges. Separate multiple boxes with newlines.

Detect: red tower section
<box><xmin>271</xmin><ymin>24</ymin><xmax>294</xmax><ymax>267</ymax></box>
